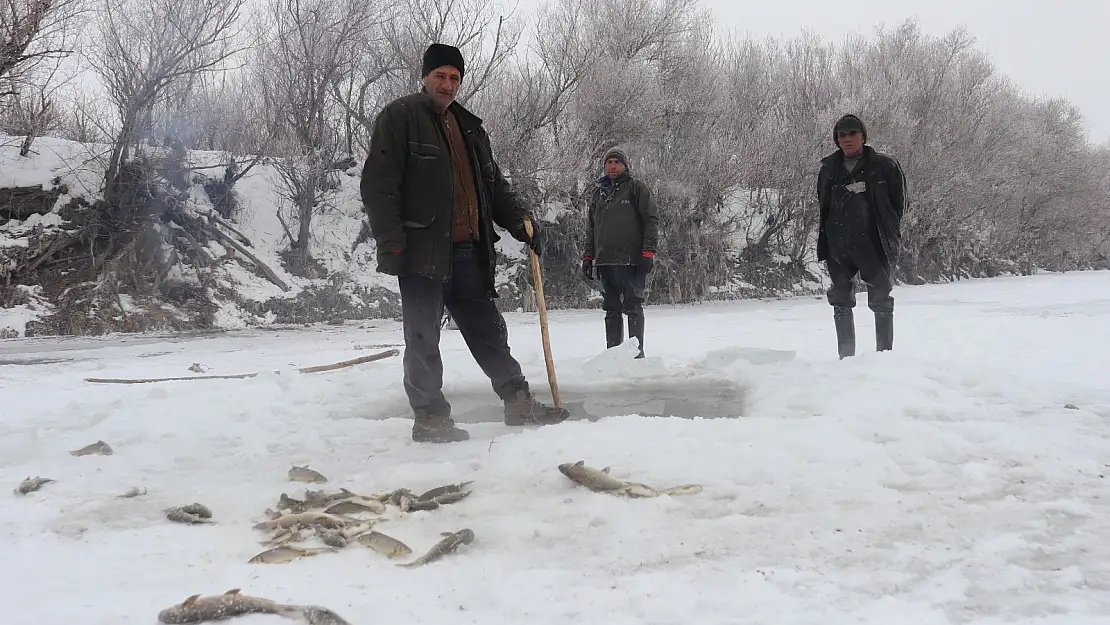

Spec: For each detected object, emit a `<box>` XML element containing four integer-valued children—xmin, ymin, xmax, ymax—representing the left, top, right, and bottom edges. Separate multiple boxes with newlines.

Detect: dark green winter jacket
<box><xmin>585</xmin><ymin>171</ymin><xmax>659</xmax><ymax>265</ymax></box>
<box><xmin>359</xmin><ymin>91</ymin><xmax>531</xmax><ymax>296</ymax></box>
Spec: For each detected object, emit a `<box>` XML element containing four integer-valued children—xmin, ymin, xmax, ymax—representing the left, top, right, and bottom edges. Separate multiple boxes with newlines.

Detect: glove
<box><xmin>376</xmin><ymin>249</ymin><xmax>404</xmax><ymax>276</ymax></box>
<box><xmin>525</xmin><ymin>222</ymin><xmax>546</xmax><ymax>257</ymax></box>
<box><xmin>637</xmin><ymin>251</ymin><xmax>654</xmax><ymax>274</ymax></box>
<box><xmin>581</xmin><ymin>257</ymin><xmax>594</xmax><ymax>281</ymax></box>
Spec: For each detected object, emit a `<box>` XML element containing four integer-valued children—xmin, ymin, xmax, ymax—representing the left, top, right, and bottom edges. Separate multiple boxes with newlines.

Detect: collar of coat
<box><xmin>417</xmin><ymin>88</ymin><xmax>484</xmax><ymax>132</ymax></box>
<box><xmin>596</xmin><ymin>170</ymin><xmax>630</xmax><ymax>188</ymax></box>
<box><xmin>822</xmin><ymin>144</ymin><xmax>876</xmax><ymax>167</ymax></box>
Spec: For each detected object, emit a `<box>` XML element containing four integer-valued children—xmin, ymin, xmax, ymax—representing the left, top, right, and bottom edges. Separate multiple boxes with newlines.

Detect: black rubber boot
<box><xmin>411</xmin><ymin>408</ymin><xmax>470</xmax><ymax>443</ymax></box>
<box><xmin>875</xmin><ymin>311</ymin><xmax>893</xmax><ymax>352</ymax></box>
<box><xmin>627</xmin><ymin>313</ymin><xmax>645</xmax><ymax>358</ymax></box>
<box><xmin>833</xmin><ymin>306</ymin><xmax>855</xmax><ymax>359</ymax></box>
<box><xmin>605</xmin><ymin>314</ymin><xmax>623</xmax><ymax>349</ymax></box>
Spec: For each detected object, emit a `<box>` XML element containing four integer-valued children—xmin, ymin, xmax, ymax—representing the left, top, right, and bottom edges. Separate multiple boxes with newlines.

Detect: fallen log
<box><xmin>202</xmin><ymin>209</ymin><xmax>253</xmax><ymax>248</ymax></box>
<box><xmin>84</xmin><ymin>348</ymin><xmax>398</xmax><ymax>384</ymax></box>
<box><xmin>206</xmin><ymin>223</ymin><xmax>290</xmax><ymax>292</ymax></box>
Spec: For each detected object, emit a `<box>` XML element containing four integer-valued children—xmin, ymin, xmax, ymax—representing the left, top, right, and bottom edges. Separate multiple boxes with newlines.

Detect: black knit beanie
<box><xmin>833</xmin><ymin>114</ymin><xmax>867</xmax><ymax>147</ymax></box>
<box><xmin>422</xmin><ymin>43</ymin><xmax>465</xmax><ymax>80</ymax></box>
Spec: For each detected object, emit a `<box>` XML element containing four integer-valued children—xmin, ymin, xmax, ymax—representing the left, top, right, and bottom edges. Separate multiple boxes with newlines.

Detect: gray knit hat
<box><xmin>603</xmin><ymin>148</ymin><xmax>630</xmax><ymax>172</ymax></box>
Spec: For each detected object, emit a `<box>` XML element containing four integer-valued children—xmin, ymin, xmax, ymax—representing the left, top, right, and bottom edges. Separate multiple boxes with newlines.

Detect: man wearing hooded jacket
<box><xmin>360</xmin><ymin>43</ymin><xmax>569</xmax><ymax>443</ymax></box>
<box><xmin>581</xmin><ymin>148</ymin><xmax>659</xmax><ymax>358</ymax></box>
<box><xmin>816</xmin><ymin>114</ymin><xmax>907</xmax><ymax>359</ymax></box>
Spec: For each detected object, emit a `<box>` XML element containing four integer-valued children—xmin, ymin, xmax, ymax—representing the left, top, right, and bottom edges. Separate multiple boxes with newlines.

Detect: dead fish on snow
<box><xmin>355</xmin><ymin>530</ymin><xmax>412</xmax><ymax>559</ymax></box>
<box><xmin>165</xmin><ymin>503</ymin><xmax>214</xmax><ymax>525</ymax></box>
<box><xmin>314</xmin><ymin>527</ymin><xmax>348</xmax><ymax>549</ymax></box>
<box><xmin>253</xmin><ymin>511</ymin><xmax>348</xmax><ymax>532</ymax></box>
<box><xmin>116</xmin><ymin>486</ymin><xmax>147</xmax><ymax>499</ymax></box>
<box><xmin>417</xmin><ymin>481</ymin><xmax>474</xmax><ymax>502</ymax></box>
<box><xmin>157</xmin><ymin>588</ymin><xmax>302</xmax><ymax>624</ymax></box>
<box><xmin>14</xmin><ymin>476</ymin><xmax>55</xmax><ymax>495</ymax></box>
<box><xmin>300</xmin><ymin>605</ymin><xmax>353</xmax><ymax>625</ymax></box>
<box><xmin>69</xmin><ymin>440</ymin><xmax>113</xmax><ymax>457</ymax></box>
<box><xmin>397</xmin><ymin>528</ymin><xmax>475</xmax><ymax>568</ymax></box>
<box><xmin>248</xmin><ymin>545</ymin><xmax>335</xmax><ymax>564</ymax></box>
<box><xmin>324</xmin><ymin>498</ymin><xmax>386</xmax><ymax>516</ymax></box>
<box><xmin>288</xmin><ymin>465</ymin><xmax>328</xmax><ymax>484</ymax></box>
<box><xmin>557</xmin><ymin>460</ymin><xmax>703</xmax><ymax>498</ymax></box>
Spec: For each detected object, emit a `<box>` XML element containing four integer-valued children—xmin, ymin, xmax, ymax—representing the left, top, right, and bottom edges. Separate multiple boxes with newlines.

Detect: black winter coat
<box><xmin>816</xmin><ymin>145</ymin><xmax>907</xmax><ymax>265</ymax></box>
<box><xmin>586</xmin><ymin>172</ymin><xmax>659</xmax><ymax>265</ymax></box>
<box><xmin>360</xmin><ymin>91</ymin><xmax>531</xmax><ymax>297</ymax></box>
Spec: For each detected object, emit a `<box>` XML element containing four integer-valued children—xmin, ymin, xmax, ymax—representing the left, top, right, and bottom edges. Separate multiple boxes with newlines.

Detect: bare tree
<box><xmin>254</xmin><ymin>0</ymin><xmax>384</xmax><ymax>268</ymax></box>
<box><xmin>89</xmin><ymin>0</ymin><xmax>247</xmax><ymax>202</ymax></box>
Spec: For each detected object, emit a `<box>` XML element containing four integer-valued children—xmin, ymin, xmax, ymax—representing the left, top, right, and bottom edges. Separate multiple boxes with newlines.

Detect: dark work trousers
<box><xmin>598</xmin><ymin>264</ymin><xmax>647</xmax><ymax>352</ymax></box>
<box><xmin>825</xmin><ymin>234</ymin><xmax>894</xmax><ymax>314</ymax></box>
<box><xmin>397</xmin><ymin>243</ymin><xmax>526</xmax><ymax>415</ymax></box>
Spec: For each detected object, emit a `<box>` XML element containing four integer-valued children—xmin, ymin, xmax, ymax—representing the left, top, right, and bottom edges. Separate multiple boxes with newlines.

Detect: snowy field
<box><xmin>3</xmin><ymin>270</ymin><xmax>1110</xmax><ymax>625</ymax></box>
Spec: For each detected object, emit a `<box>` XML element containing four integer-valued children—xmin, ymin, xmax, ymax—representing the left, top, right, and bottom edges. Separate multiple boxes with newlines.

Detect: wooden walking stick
<box><xmin>523</xmin><ymin>216</ymin><xmax>562</xmax><ymax>408</ymax></box>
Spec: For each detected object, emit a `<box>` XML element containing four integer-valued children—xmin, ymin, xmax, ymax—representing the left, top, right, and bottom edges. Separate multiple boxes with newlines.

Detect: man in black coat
<box><xmin>816</xmin><ymin>114</ymin><xmax>907</xmax><ymax>359</ymax></box>
<box><xmin>360</xmin><ymin>43</ymin><xmax>569</xmax><ymax>443</ymax></box>
<box><xmin>581</xmin><ymin>148</ymin><xmax>659</xmax><ymax>358</ymax></box>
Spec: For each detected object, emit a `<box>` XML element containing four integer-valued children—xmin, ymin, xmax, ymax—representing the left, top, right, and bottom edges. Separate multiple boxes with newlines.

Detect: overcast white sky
<box><xmin>509</xmin><ymin>0</ymin><xmax>1110</xmax><ymax>144</ymax></box>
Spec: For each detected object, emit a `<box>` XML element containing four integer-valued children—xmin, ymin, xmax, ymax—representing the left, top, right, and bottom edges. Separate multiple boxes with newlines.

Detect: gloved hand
<box><xmin>638</xmin><ymin>251</ymin><xmax>654</xmax><ymax>274</ymax></box>
<box><xmin>525</xmin><ymin>222</ymin><xmax>545</xmax><ymax>257</ymax></box>
<box><xmin>581</xmin><ymin>257</ymin><xmax>594</xmax><ymax>281</ymax></box>
<box><xmin>376</xmin><ymin>249</ymin><xmax>404</xmax><ymax>276</ymax></box>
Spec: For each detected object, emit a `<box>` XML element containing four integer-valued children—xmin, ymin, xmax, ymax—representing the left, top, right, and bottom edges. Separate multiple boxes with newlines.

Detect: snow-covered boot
<box><xmin>411</xmin><ymin>407</ymin><xmax>469</xmax><ymax>443</ymax></box>
<box><xmin>605</xmin><ymin>314</ymin><xmax>623</xmax><ymax>349</ymax></box>
<box><xmin>627</xmin><ymin>313</ymin><xmax>645</xmax><ymax>359</ymax></box>
<box><xmin>875</xmin><ymin>311</ymin><xmax>893</xmax><ymax>352</ymax></box>
<box><xmin>833</xmin><ymin>306</ymin><xmax>855</xmax><ymax>359</ymax></box>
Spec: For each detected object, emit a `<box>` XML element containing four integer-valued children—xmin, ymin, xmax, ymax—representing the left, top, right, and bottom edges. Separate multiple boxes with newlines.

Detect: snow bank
<box><xmin>2</xmin><ymin>270</ymin><xmax>1109</xmax><ymax>623</ymax></box>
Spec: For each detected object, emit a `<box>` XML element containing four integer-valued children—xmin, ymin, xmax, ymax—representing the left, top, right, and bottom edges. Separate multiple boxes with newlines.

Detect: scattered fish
<box><xmin>248</xmin><ymin>545</ymin><xmax>334</xmax><ymax>564</ymax></box>
<box><xmin>1065</xmin><ymin>403</ymin><xmax>1080</xmax><ymax>410</ymax></box>
<box><xmin>14</xmin><ymin>476</ymin><xmax>54</xmax><ymax>495</ymax></box>
<box><xmin>557</xmin><ymin>460</ymin><xmax>703</xmax><ymax>498</ymax></box>
<box><xmin>116</xmin><ymin>486</ymin><xmax>147</xmax><ymax>499</ymax></box>
<box><xmin>430</xmin><ymin>489</ymin><xmax>472</xmax><ymax>506</ymax></box>
<box><xmin>253</xmin><ymin>511</ymin><xmax>348</xmax><ymax>532</ymax></box>
<box><xmin>417</xmin><ymin>481</ymin><xmax>474</xmax><ymax>501</ymax></box>
<box><xmin>389</xmin><ymin>488</ymin><xmax>414</xmax><ymax>513</ymax></box>
<box><xmin>157</xmin><ymin>588</ymin><xmax>302</xmax><ymax>623</ymax></box>
<box><xmin>397</xmin><ymin>529</ymin><xmax>475</xmax><ymax>568</ymax></box>
<box><xmin>300</xmin><ymin>605</ymin><xmax>353</xmax><ymax>625</ymax></box>
<box><xmin>288</xmin><ymin>465</ymin><xmax>328</xmax><ymax>484</ymax></box>
<box><xmin>69</xmin><ymin>440</ymin><xmax>113</xmax><ymax>457</ymax></box>
<box><xmin>355</xmin><ymin>530</ymin><xmax>413</xmax><ymax>559</ymax></box>
<box><xmin>188</xmin><ymin>363</ymin><xmax>208</xmax><ymax>373</ymax></box>
<box><xmin>259</xmin><ymin>527</ymin><xmax>305</xmax><ymax>547</ymax></box>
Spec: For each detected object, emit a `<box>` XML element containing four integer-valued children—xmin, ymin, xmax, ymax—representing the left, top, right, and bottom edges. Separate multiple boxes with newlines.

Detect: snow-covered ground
<box><xmin>3</xmin><ymin>270</ymin><xmax>1110</xmax><ymax>625</ymax></box>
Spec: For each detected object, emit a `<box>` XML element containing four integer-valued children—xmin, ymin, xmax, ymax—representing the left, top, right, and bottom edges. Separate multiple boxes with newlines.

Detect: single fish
<box><xmin>417</xmin><ymin>481</ymin><xmax>474</xmax><ymax>501</ymax></box>
<box><xmin>157</xmin><ymin>588</ymin><xmax>302</xmax><ymax>624</ymax></box>
<box><xmin>314</xmin><ymin>527</ymin><xmax>348</xmax><ymax>549</ymax></box>
<box><xmin>406</xmin><ymin>498</ymin><xmax>439</xmax><ymax>512</ymax></box>
<box><xmin>14</xmin><ymin>476</ymin><xmax>55</xmax><ymax>495</ymax></box>
<box><xmin>431</xmin><ymin>489</ymin><xmax>473</xmax><ymax>506</ymax></box>
<box><xmin>69</xmin><ymin>440</ymin><xmax>113</xmax><ymax>457</ymax></box>
<box><xmin>116</xmin><ymin>486</ymin><xmax>147</xmax><ymax>499</ymax></box>
<box><xmin>248</xmin><ymin>545</ymin><xmax>334</xmax><ymax>564</ymax></box>
<box><xmin>557</xmin><ymin>461</ymin><xmax>628</xmax><ymax>492</ymax></box>
<box><xmin>557</xmin><ymin>461</ymin><xmax>704</xmax><ymax>498</ymax></box>
<box><xmin>277</xmin><ymin>493</ymin><xmax>305</xmax><ymax>511</ymax></box>
<box><xmin>166</xmin><ymin>507</ymin><xmax>215</xmax><ymax>525</ymax></box>
<box><xmin>179</xmin><ymin>503</ymin><xmax>213</xmax><ymax>518</ymax></box>
<box><xmin>253</xmin><ymin>511</ymin><xmax>348</xmax><ymax>532</ymax></box>
<box><xmin>300</xmin><ymin>605</ymin><xmax>353</xmax><ymax>625</ymax></box>
<box><xmin>288</xmin><ymin>465</ymin><xmax>328</xmax><ymax>484</ymax></box>
<box><xmin>259</xmin><ymin>526</ymin><xmax>305</xmax><ymax>547</ymax></box>
<box><xmin>388</xmin><ymin>488</ymin><xmax>414</xmax><ymax>512</ymax></box>
<box><xmin>355</xmin><ymin>530</ymin><xmax>412</xmax><ymax>559</ymax></box>
<box><xmin>397</xmin><ymin>529</ymin><xmax>475</xmax><ymax>568</ymax></box>
<box><xmin>324</xmin><ymin>499</ymin><xmax>386</xmax><ymax>516</ymax></box>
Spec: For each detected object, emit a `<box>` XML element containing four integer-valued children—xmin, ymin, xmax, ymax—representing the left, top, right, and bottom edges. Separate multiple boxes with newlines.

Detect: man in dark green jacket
<box><xmin>360</xmin><ymin>43</ymin><xmax>568</xmax><ymax>443</ymax></box>
<box><xmin>816</xmin><ymin>113</ymin><xmax>907</xmax><ymax>359</ymax></box>
<box><xmin>581</xmin><ymin>148</ymin><xmax>659</xmax><ymax>358</ymax></box>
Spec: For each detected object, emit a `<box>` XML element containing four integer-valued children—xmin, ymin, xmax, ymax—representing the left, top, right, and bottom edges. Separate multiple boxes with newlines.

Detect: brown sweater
<box><xmin>444</xmin><ymin>109</ymin><xmax>480</xmax><ymax>243</ymax></box>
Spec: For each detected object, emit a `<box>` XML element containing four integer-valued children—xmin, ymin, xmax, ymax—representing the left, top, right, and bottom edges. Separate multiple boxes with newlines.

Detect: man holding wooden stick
<box><xmin>361</xmin><ymin>43</ymin><xmax>569</xmax><ymax>443</ymax></box>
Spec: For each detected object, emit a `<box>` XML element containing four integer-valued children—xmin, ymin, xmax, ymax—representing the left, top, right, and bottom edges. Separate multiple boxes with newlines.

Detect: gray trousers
<box><xmin>397</xmin><ymin>243</ymin><xmax>527</xmax><ymax>415</ymax></box>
